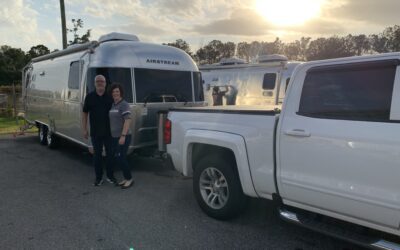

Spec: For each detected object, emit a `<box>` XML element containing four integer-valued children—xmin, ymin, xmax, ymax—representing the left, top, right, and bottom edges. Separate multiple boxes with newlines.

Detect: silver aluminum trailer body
<box><xmin>23</xmin><ymin>33</ymin><xmax>203</xmax><ymax>152</ymax></box>
<box><xmin>200</xmin><ymin>59</ymin><xmax>301</xmax><ymax>107</ymax></box>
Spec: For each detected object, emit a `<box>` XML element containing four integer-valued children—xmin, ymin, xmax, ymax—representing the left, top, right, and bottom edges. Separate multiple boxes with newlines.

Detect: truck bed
<box><xmin>166</xmin><ymin>105</ymin><xmax>278</xmax><ymax>199</ymax></box>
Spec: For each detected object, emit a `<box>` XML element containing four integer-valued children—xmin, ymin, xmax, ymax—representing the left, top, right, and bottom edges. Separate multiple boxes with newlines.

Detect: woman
<box><xmin>109</xmin><ymin>83</ymin><xmax>134</xmax><ymax>189</ymax></box>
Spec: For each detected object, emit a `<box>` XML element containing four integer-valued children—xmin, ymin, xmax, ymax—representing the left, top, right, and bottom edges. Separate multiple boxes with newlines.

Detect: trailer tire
<box><xmin>193</xmin><ymin>154</ymin><xmax>247</xmax><ymax>220</ymax></box>
<box><xmin>38</xmin><ymin>124</ymin><xmax>48</xmax><ymax>145</ymax></box>
<box><xmin>46</xmin><ymin>131</ymin><xmax>58</xmax><ymax>149</ymax></box>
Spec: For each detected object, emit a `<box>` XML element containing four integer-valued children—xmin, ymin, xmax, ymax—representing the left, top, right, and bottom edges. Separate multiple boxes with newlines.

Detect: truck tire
<box><xmin>38</xmin><ymin>124</ymin><xmax>48</xmax><ymax>145</ymax></box>
<box><xmin>193</xmin><ymin>154</ymin><xmax>247</xmax><ymax>220</ymax></box>
<box><xmin>46</xmin><ymin>131</ymin><xmax>58</xmax><ymax>149</ymax></box>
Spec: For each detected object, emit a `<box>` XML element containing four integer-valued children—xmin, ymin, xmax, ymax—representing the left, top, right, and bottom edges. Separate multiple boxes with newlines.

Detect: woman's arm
<box><xmin>119</xmin><ymin>118</ymin><xmax>131</xmax><ymax>145</ymax></box>
<box><xmin>119</xmin><ymin>101</ymin><xmax>132</xmax><ymax>145</ymax></box>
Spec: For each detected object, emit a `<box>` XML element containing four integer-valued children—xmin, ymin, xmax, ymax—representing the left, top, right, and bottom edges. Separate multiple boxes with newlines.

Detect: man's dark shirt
<box><xmin>83</xmin><ymin>91</ymin><xmax>113</xmax><ymax>137</ymax></box>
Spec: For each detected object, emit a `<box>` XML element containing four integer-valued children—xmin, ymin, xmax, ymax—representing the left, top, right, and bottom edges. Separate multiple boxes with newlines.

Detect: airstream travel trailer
<box><xmin>199</xmin><ymin>55</ymin><xmax>301</xmax><ymax>107</ymax></box>
<box><xmin>22</xmin><ymin>33</ymin><xmax>204</xmax><ymax>152</ymax></box>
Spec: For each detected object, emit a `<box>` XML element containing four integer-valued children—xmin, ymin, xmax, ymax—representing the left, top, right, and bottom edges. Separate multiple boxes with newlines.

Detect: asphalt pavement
<box><xmin>0</xmin><ymin>134</ymin><xmax>362</xmax><ymax>250</ymax></box>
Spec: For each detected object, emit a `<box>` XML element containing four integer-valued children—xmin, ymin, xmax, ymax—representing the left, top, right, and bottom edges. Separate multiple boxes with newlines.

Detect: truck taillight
<box><xmin>164</xmin><ymin>118</ymin><xmax>171</xmax><ymax>144</ymax></box>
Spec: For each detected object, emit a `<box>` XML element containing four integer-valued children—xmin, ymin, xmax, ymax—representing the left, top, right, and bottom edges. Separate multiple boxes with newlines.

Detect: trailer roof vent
<box><xmin>219</xmin><ymin>57</ymin><xmax>247</xmax><ymax>66</ymax></box>
<box><xmin>98</xmin><ymin>32</ymin><xmax>140</xmax><ymax>43</ymax></box>
<box><xmin>257</xmin><ymin>54</ymin><xmax>288</xmax><ymax>63</ymax></box>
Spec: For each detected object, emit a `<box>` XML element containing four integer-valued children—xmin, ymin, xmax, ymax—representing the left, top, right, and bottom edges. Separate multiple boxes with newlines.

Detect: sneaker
<box><xmin>93</xmin><ymin>179</ymin><xmax>103</xmax><ymax>186</ymax></box>
<box><xmin>118</xmin><ymin>180</ymin><xmax>127</xmax><ymax>186</ymax></box>
<box><xmin>121</xmin><ymin>179</ymin><xmax>134</xmax><ymax>189</ymax></box>
<box><xmin>106</xmin><ymin>177</ymin><xmax>117</xmax><ymax>185</ymax></box>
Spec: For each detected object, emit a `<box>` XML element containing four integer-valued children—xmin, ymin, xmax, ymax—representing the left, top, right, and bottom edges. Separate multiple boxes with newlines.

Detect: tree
<box><xmin>67</xmin><ymin>19</ymin><xmax>91</xmax><ymax>45</ymax></box>
<box><xmin>164</xmin><ymin>39</ymin><xmax>192</xmax><ymax>56</ymax></box>
<box><xmin>306</xmin><ymin>36</ymin><xmax>354</xmax><ymax>61</ymax></box>
<box><xmin>195</xmin><ymin>40</ymin><xmax>223</xmax><ymax>64</ymax></box>
<box><xmin>0</xmin><ymin>45</ymin><xmax>28</xmax><ymax>85</ymax></box>
<box><xmin>382</xmin><ymin>25</ymin><xmax>400</xmax><ymax>52</ymax></box>
<box><xmin>284</xmin><ymin>41</ymin><xmax>301</xmax><ymax>60</ymax></box>
<box><xmin>342</xmin><ymin>34</ymin><xmax>371</xmax><ymax>56</ymax></box>
<box><xmin>220</xmin><ymin>42</ymin><xmax>236</xmax><ymax>59</ymax></box>
<box><xmin>249</xmin><ymin>41</ymin><xmax>262</xmax><ymax>60</ymax></box>
<box><xmin>237</xmin><ymin>42</ymin><xmax>251</xmax><ymax>62</ymax></box>
<box><xmin>194</xmin><ymin>40</ymin><xmax>237</xmax><ymax>65</ymax></box>
<box><xmin>260</xmin><ymin>38</ymin><xmax>284</xmax><ymax>55</ymax></box>
<box><xmin>27</xmin><ymin>45</ymin><xmax>50</xmax><ymax>59</ymax></box>
<box><xmin>369</xmin><ymin>34</ymin><xmax>389</xmax><ymax>53</ymax></box>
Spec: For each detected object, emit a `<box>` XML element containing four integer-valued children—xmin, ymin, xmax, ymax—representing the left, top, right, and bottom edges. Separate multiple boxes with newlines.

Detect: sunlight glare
<box><xmin>255</xmin><ymin>0</ymin><xmax>325</xmax><ymax>26</ymax></box>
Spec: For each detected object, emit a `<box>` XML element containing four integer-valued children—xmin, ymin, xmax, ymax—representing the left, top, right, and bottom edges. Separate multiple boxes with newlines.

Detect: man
<box><xmin>212</xmin><ymin>86</ymin><xmax>227</xmax><ymax>106</ymax></box>
<box><xmin>224</xmin><ymin>85</ymin><xmax>237</xmax><ymax>105</ymax></box>
<box><xmin>82</xmin><ymin>74</ymin><xmax>116</xmax><ymax>186</ymax></box>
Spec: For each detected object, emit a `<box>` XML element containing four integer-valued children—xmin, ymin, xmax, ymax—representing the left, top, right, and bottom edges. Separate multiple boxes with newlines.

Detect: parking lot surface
<box><xmin>0</xmin><ymin>134</ymin><xmax>362</xmax><ymax>250</ymax></box>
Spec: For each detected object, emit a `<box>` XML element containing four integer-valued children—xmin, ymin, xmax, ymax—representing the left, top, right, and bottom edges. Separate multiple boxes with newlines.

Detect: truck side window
<box><xmin>262</xmin><ymin>73</ymin><xmax>276</xmax><ymax>90</ymax></box>
<box><xmin>68</xmin><ymin>61</ymin><xmax>80</xmax><ymax>90</ymax></box>
<box><xmin>298</xmin><ymin>60</ymin><xmax>398</xmax><ymax>122</ymax></box>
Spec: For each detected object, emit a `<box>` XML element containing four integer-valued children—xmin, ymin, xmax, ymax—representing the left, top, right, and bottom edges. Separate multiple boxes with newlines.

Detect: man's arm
<box><xmin>82</xmin><ymin>94</ymin><xmax>90</xmax><ymax>139</ymax></box>
<box><xmin>82</xmin><ymin>112</ymin><xmax>89</xmax><ymax>139</ymax></box>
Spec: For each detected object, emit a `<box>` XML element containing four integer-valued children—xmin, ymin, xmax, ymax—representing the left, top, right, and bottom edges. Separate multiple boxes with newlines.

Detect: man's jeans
<box><xmin>91</xmin><ymin>136</ymin><xmax>113</xmax><ymax>181</ymax></box>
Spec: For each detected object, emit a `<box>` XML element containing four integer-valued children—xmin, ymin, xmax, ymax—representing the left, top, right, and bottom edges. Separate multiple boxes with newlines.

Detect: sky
<box><xmin>1</xmin><ymin>0</ymin><xmax>400</xmax><ymax>52</ymax></box>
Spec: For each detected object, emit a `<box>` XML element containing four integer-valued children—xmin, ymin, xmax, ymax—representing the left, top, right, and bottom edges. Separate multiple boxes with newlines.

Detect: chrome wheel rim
<box><xmin>39</xmin><ymin>128</ymin><xmax>44</xmax><ymax>141</ymax></box>
<box><xmin>47</xmin><ymin>133</ymin><xmax>52</xmax><ymax>145</ymax></box>
<box><xmin>199</xmin><ymin>167</ymin><xmax>229</xmax><ymax>209</ymax></box>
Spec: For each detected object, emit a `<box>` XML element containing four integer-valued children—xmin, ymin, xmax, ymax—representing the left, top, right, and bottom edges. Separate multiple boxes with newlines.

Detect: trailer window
<box><xmin>193</xmin><ymin>72</ymin><xmax>204</xmax><ymax>102</ymax></box>
<box><xmin>134</xmin><ymin>68</ymin><xmax>193</xmax><ymax>103</ymax></box>
<box><xmin>87</xmin><ymin>68</ymin><xmax>133</xmax><ymax>103</ymax></box>
<box><xmin>262</xmin><ymin>73</ymin><xmax>276</xmax><ymax>90</ymax></box>
<box><xmin>68</xmin><ymin>61</ymin><xmax>80</xmax><ymax>89</ymax></box>
<box><xmin>298</xmin><ymin>61</ymin><xmax>397</xmax><ymax>121</ymax></box>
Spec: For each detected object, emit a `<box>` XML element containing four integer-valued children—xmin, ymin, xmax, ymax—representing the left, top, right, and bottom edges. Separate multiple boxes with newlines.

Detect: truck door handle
<box><xmin>284</xmin><ymin>129</ymin><xmax>311</xmax><ymax>137</ymax></box>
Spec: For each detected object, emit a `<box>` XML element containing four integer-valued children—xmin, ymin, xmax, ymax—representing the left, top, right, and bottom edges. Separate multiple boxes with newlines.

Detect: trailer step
<box><xmin>279</xmin><ymin>207</ymin><xmax>400</xmax><ymax>250</ymax></box>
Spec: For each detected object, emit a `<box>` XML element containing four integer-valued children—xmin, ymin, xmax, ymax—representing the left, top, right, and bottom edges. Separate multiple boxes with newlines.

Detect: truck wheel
<box><xmin>38</xmin><ymin>124</ymin><xmax>48</xmax><ymax>145</ymax></box>
<box><xmin>193</xmin><ymin>154</ymin><xmax>247</xmax><ymax>220</ymax></box>
<box><xmin>46</xmin><ymin>131</ymin><xmax>58</xmax><ymax>149</ymax></box>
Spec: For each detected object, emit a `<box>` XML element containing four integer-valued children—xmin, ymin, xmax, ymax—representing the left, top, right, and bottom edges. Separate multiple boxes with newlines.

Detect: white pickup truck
<box><xmin>159</xmin><ymin>53</ymin><xmax>400</xmax><ymax>249</ymax></box>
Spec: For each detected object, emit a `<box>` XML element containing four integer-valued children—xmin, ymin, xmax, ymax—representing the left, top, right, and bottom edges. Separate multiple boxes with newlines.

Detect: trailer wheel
<box><xmin>46</xmin><ymin>131</ymin><xmax>58</xmax><ymax>149</ymax></box>
<box><xmin>193</xmin><ymin>154</ymin><xmax>247</xmax><ymax>220</ymax></box>
<box><xmin>38</xmin><ymin>124</ymin><xmax>48</xmax><ymax>145</ymax></box>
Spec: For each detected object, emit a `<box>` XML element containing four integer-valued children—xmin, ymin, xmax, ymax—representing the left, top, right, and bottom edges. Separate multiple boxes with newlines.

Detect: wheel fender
<box><xmin>183</xmin><ymin>129</ymin><xmax>258</xmax><ymax>198</ymax></box>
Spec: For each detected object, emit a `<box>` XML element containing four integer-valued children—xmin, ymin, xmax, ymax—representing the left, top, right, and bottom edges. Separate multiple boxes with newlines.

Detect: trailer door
<box><xmin>61</xmin><ymin>60</ymin><xmax>83</xmax><ymax>140</ymax></box>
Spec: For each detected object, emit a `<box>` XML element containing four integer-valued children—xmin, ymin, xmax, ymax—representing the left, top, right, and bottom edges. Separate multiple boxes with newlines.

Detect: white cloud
<box><xmin>83</xmin><ymin>0</ymin><xmax>143</xmax><ymax>18</ymax></box>
<box><xmin>0</xmin><ymin>0</ymin><xmax>37</xmax><ymax>49</ymax></box>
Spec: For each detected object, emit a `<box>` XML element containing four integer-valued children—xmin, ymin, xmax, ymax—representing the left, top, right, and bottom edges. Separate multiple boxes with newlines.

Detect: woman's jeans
<box><xmin>111</xmin><ymin>135</ymin><xmax>132</xmax><ymax>180</ymax></box>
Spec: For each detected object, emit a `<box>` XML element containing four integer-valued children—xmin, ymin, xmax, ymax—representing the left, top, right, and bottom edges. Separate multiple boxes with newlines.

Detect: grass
<box><xmin>0</xmin><ymin>116</ymin><xmax>37</xmax><ymax>135</ymax></box>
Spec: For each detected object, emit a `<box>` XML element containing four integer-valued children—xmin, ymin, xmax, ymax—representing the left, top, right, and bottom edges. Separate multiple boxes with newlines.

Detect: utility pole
<box><xmin>60</xmin><ymin>0</ymin><xmax>67</xmax><ymax>49</ymax></box>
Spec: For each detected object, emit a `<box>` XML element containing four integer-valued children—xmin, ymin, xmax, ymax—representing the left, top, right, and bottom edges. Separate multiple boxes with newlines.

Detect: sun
<box><xmin>255</xmin><ymin>0</ymin><xmax>325</xmax><ymax>26</ymax></box>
